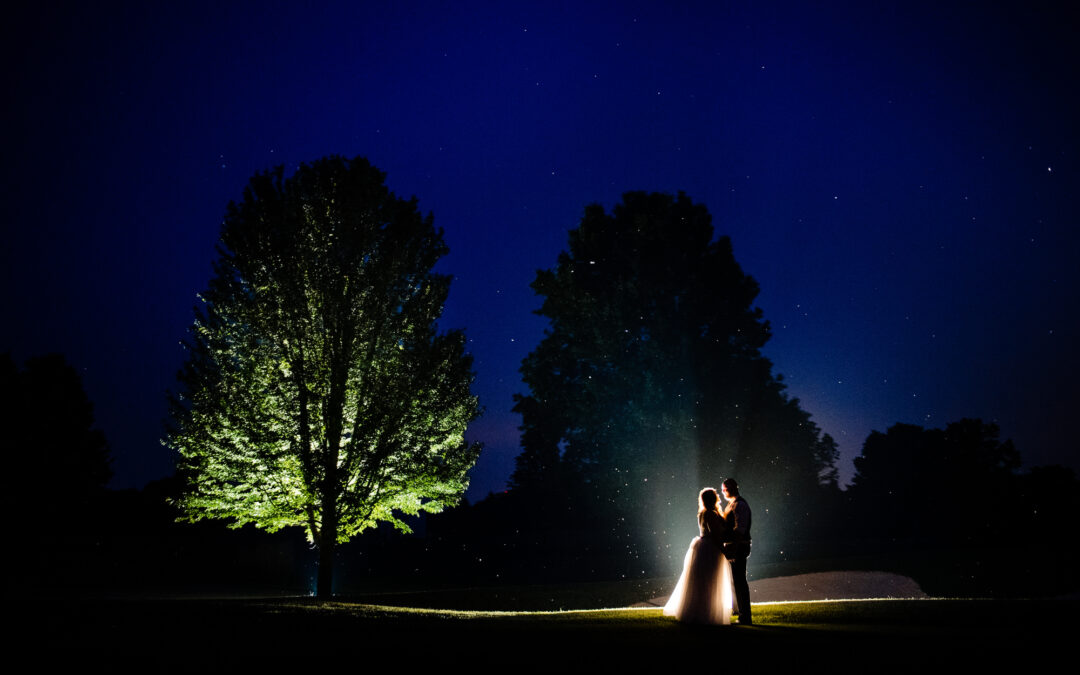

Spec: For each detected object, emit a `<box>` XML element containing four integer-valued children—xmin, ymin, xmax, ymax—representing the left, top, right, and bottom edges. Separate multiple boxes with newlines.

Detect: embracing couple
<box><xmin>663</xmin><ymin>478</ymin><xmax>753</xmax><ymax>626</ymax></box>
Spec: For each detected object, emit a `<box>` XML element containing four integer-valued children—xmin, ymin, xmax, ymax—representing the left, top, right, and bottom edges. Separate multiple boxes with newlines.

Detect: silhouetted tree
<box><xmin>1016</xmin><ymin>464</ymin><xmax>1080</xmax><ymax>536</ymax></box>
<box><xmin>512</xmin><ymin>192</ymin><xmax>837</xmax><ymax>571</ymax></box>
<box><xmin>168</xmin><ymin>156</ymin><xmax>480</xmax><ymax>598</ymax></box>
<box><xmin>814</xmin><ymin>433</ymin><xmax>841</xmax><ymax>489</ymax></box>
<box><xmin>849</xmin><ymin>419</ymin><xmax>1019</xmax><ymax>543</ymax></box>
<box><xmin>1</xmin><ymin>353</ymin><xmax>112</xmax><ymax>588</ymax></box>
<box><xmin>1</xmin><ymin>353</ymin><xmax>112</xmax><ymax>514</ymax></box>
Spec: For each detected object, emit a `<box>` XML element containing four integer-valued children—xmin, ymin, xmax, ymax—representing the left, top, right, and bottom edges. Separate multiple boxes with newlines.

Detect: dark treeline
<box><xmin>413</xmin><ymin>194</ymin><xmax>1080</xmax><ymax>598</ymax></box>
<box><xmin>3</xmin><ymin>353</ymin><xmax>113</xmax><ymax>594</ymax></box>
<box><xmin>407</xmin><ymin>418</ymin><xmax>1080</xmax><ymax>598</ymax></box>
<box><xmin>7</xmin><ymin>191</ymin><xmax>1078</xmax><ymax>599</ymax></box>
<box><xmin>838</xmin><ymin>418</ymin><xmax>1080</xmax><ymax>597</ymax></box>
<box><xmin>1</xmin><ymin>353</ymin><xmax>315</xmax><ymax>595</ymax></box>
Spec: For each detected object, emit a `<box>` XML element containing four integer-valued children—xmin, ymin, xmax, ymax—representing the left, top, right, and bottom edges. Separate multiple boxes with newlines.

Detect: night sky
<box><xmin>3</xmin><ymin>1</ymin><xmax>1077</xmax><ymax>502</ymax></box>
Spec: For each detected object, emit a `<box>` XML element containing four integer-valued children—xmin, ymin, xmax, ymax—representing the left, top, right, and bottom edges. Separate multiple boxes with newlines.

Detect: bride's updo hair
<box><xmin>699</xmin><ymin>487</ymin><xmax>720</xmax><ymax>514</ymax></box>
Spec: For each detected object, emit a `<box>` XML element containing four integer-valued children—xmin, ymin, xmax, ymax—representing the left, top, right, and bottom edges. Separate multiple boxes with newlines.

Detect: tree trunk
<box><xmin>316</xmin><ymin>320</ymin><xmax>349</xmax><ymax>600</ymax></box>
<box><xmin>316</xmin><ymin>507</ymin><xmax>338</xmax><ymax>599</ymax></box>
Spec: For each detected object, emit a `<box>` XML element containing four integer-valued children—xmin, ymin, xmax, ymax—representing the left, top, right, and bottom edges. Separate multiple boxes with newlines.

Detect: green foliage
<box><xmin>168</xmin><ymin>156</ymin><xmax>480</xmax><ymax>556</ymax></box>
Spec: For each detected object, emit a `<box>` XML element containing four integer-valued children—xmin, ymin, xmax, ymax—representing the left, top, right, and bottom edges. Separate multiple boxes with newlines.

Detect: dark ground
<box><xmin>26</xmin><ymin>595</ymin><xmax>1074</xmax><ymax>671</ymax></box>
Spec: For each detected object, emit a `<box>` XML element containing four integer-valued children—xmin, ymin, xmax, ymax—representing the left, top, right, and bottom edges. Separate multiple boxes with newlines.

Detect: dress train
<box><xmin>662</xmin><ymin>536</ymin><xmax>732</xmax><ymax>625</ymax></box>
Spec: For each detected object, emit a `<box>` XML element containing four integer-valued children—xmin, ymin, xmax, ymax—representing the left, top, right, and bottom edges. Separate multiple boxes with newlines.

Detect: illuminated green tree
<box><xmin>168</xmin><ymin>156</ymin><xmax>480</xmax><ymax>598</ymax></box>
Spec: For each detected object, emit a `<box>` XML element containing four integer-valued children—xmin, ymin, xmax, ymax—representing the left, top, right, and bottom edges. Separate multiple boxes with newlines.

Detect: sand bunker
<box><xmin>642</xmin><ymin>570</ymin><xmax>928</xmax><ymax>607</ymax></box>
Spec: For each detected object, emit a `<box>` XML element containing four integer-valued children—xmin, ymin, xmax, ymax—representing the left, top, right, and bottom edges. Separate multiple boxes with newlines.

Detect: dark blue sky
<box><xmin>3</xmin><ymin>1</ymin><xmax>1077</xmax><ymax>500</ymax></box>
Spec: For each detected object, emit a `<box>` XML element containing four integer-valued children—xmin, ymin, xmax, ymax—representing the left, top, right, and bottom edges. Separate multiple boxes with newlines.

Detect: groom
<box><xmin>722</xmin><ymin>478</ymin><xmax>752</xmax><ymax>625</ymax></box>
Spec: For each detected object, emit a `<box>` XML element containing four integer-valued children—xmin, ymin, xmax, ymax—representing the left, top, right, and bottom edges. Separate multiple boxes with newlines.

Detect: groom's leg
<box><xmin>731</xmin><ymin>556</ymin><xmax>751</xmax><ymax>624</ymax></box>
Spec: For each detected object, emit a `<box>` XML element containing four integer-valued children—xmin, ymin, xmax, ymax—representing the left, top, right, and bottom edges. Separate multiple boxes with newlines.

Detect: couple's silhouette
<box><xmin>663</xmin><ymin>478</ymin><xmax>752</xmax><ymax>625</ymax></box>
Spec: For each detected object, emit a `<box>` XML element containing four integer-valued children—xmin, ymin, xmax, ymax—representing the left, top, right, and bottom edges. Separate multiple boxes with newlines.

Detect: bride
<box><xmin>663</xmin><ymin>487</ymin><xmax>733</xmax><ymax>624</ymax></box>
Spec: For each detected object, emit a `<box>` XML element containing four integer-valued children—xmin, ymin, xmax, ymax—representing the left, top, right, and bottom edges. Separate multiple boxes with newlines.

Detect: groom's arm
<box><xmin>731</xmin><ymin>500</ymin><xmax>751</xmax><ymax>541</ymax></box>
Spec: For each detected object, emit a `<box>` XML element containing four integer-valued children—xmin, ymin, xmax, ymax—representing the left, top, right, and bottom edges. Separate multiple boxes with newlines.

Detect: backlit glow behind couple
<box><xmin>663</xmin><ymin>478</ymin><xmax>752</xmax><ymax>626</ymax></box>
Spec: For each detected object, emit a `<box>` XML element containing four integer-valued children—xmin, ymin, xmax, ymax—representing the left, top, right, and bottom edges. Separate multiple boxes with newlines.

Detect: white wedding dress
<box><xmin>663</xmin><ymin>510</ymin><xmax>733</xmax><ymax>624</ymax></box>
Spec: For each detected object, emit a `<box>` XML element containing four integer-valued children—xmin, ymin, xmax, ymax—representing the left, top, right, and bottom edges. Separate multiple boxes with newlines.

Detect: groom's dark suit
<box><xmin>724</xmin><ymin>495</ymin><xmax>752</xmax><ymax>624</ymax></box>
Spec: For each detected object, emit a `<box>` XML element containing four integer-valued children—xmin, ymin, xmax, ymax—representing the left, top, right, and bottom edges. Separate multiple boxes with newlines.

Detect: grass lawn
<box><xmin>32</xmin><ymin>592</ymin><xmax>1073</xmax><ymax>670</ymax></box>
